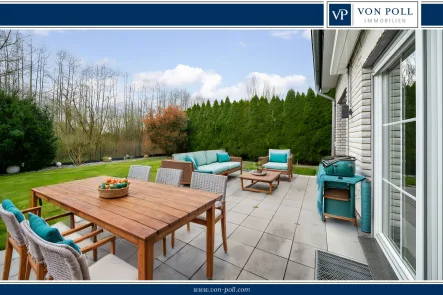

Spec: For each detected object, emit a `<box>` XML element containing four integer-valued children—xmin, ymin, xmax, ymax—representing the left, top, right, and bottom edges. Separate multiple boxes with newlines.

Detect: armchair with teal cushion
<box><xmin>259</xmin><ymin>149</ymin><xmax>293</xmax><ymax>181</ymax></box>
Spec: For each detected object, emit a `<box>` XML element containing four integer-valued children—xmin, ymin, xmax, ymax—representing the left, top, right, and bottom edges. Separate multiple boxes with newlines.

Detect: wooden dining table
<box><xmin>30</xmin><ymin>176</ymin><xmax>220</xmax><ymax>280</ymax></box>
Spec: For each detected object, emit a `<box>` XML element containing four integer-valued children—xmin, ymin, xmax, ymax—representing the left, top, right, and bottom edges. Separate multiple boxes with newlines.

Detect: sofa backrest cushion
<box><xmin>205</xmin><ymin>150</ymin><xmax>225</xmax><ymax>164</ymax></box>
<box><xmin>269</xmin><ymin>152</ymin><xmax>288</xmax><ymax>163</ymax></box>
<box><xmin>269</xmin><ymin>149</ymin><xmax>291</xmax><ymax>158</ymax></box>
<box><xmin>192</xmin><ymin>151</ymin><xmax>207</xmax><ymax>166</ymax></box>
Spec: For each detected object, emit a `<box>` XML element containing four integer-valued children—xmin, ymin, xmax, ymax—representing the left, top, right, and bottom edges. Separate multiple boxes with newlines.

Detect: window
<box><xmin>381</xmin><ymin>46</ymin><xmax>417</xmax><ymax>274</ymax></box>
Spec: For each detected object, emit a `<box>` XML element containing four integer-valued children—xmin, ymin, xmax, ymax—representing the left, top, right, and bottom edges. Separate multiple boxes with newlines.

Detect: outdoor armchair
<box><xmin>259</xmin><ymin>149</ymin><xmax>293</xmax><ymax>181</ymax></box>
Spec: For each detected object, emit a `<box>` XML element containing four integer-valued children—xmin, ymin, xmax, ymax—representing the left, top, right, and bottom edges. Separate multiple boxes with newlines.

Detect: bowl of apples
<box><xmin>98</xmin><ymin>178</ymin><xmax>131</xmax><ymax>199</ymax></box>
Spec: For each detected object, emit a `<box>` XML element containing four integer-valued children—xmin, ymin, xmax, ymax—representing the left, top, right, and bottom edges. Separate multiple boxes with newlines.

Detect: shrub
<box><xmin>144</xmin><ymin>106</ymin><xmax>188</xmax><ymax>156</ymax></box>
<box><xmin>0</xmin><ymin>91</ymin><xmax>57</xmax><ymax>172</ymax></box>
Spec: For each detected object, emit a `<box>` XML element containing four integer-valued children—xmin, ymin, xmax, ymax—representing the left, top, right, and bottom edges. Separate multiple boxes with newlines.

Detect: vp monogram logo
<box><xmin>329</xmin><ymin>3</ymin><xmax>352</xmax><ymax>26</ymax></box>
<box><xmin>332</xmin><ymin>9</ymin><xmax>349</xmax><ymax>20</ymax></box>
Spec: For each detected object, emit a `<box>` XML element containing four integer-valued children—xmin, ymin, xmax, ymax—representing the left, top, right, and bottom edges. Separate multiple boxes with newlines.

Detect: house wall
<box><xmin>333</xmin><ymin>30</ymin><xmax>384</xmax><ymax>215</ymax></box>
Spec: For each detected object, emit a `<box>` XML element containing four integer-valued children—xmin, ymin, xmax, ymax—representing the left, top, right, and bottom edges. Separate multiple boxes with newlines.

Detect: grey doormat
<box><xmin>315</xmin><ymin>250</ymin><xmax>374</xmax><ymax>280</ymax></box>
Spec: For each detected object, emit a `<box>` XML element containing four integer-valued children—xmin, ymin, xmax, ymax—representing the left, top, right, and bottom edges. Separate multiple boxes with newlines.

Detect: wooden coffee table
<box><xmin>239</xmin><ymin>171</ymin><xmax>281</xmax><ymax>194</ymax></box>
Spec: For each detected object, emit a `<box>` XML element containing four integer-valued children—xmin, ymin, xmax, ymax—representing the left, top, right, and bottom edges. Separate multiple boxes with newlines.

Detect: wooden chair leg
<box><xmin>17</xmin><ymin>246</ymin><xmax>28</xmax><ymax>280</ymax></box>
<box><xmin>25</xmin><ymin>259</ymin><xmax>31</xmax><ymax>280</ymax></box>
<box><xmin>70</xmin><ymin>214</ymin><xmax>75</xmax><ymax>229</ymax></box>
<box><xmin>2</xmin><ymin>238</ymin><xmax>13</xmax><ymax>280</ymax></box>
<box><xmin>221</xmin><ymin>215</ymin><xmax>228</xmax><ymax>253</ymax></box>
<box><xmin>187</xmin><ymin>223</ymin><xmax>190</xmax><ymax>232</ymax></box>
<box><xmin>171</xmin><ymin>232</ymin><xmax>175</xmax><ymax>249</ymax></box>
<box><xmin>162</xmin><ymin>237</ymin><xmax>167</xmax><ymax>256</ymax></box>
<box><xmin>110</xmin><ymin>238</ymin><xmax>116</xmax><ymax>255</ymax></box>
<box><xmin>36</xmin><ymin>263</ymin><xmax>46</xmax><ymax>280</ymax></box>
<box><xmin>92</xmin><ymin>224</ymin><xmax>98</xmax><ymax>261</ymax></box>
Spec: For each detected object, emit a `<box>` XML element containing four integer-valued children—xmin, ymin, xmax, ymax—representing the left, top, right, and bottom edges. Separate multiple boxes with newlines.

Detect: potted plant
<box><xmin>256</xmin><ymin>161</ymin><xmax>263</xmax><ymax>173</ymax></box>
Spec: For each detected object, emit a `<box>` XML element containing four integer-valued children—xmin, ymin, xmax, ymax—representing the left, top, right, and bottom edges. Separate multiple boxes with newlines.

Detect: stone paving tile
<box><xmin>164</xmin><ymin>245</ymin><xmax>207</xmax><ymax>278</ymax></box>
<box><xmin>215</xmin><ymin>239</ymin><xmax>254</xmax><ymax>268</ymax></box>
<box><xmin>289</xmin><ymin>241</ymin><xmax>317</xmax><ymax>268</ymax></box>
<box><xmin>256</xmin><ymin>233</ymin><xmax>292</xmax><ymax>259</ymax></box>
<box><xmin>154</xmin><ymin>263</ymin><xmax>189</xmax><ymax>280</ymax></box>
<box><xmin>237</xmin><ymin>270</ymin><xmax>266</xmax><ymax>280</ymax></box>
<box><xmin>265</xmin><ymin>219</ymin><xmax>296</xmax><ymax>240</ymax></box>
<box><xmin>244</xmin><ymin>249</ymin><xmax>287</xmax><ymax>280</ymax></box>
<box><xmin>226</xmin><ymin>211</ymin><xmax>249</xmax><ymax>225</ymax></box>
<box><xmin>191</xmin><ymin>257</ymin><xmax>242</xmax><ymax>280</ymax></box>
<box><xmin>241</xmin><ymin>216</ymin><xmax>270</xmax><ymax>232</ymax></box>
<box><xmin>229</xmin><ymin>226</ymin><xmax>263</xmax><ymax>247</ymax></box>
<box><xmin>284</xmin><ymin>261</ymin><xmax>315</xmax><ymax>280</ymax></box>
<box><xmin>189</xmin><ymin>232</ymin><xmax>224</xmax><ymax>253</ymax></box>
<box><xmin>250</xmin><ymin>208</ymin><xmax>274</xmax><ymax>220</ymax></box>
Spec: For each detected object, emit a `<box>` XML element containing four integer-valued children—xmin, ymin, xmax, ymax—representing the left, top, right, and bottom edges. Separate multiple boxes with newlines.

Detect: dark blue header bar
<box><xmin>422</xmin><ymin>3</ymin><xmax>443</xmax><ymax>27</ymax></box>
<box><xmin>0</xmin><ymin>3</ymin><xmax>324</xmax><ymax>27</ymax></box>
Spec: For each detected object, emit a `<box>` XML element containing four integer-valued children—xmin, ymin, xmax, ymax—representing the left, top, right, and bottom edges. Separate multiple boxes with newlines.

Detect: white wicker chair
<box><xmin>21</xmin><ymin>221</ymin><xmax>137</xmax><ymax>280</ymax></box>
<box><xmin>155</xmin><ymin>168</ymin><xmax>183</xmax><ymax>255</ymax></box>
<box><xmin>171</xmin><ymin>172</ymin><xmax>228</xmax><ymax>253</ymax></box>
<box><xmin>128</xmin><ymin>165</ymin><xmax>151</xmax><ymax>182</ymax></box>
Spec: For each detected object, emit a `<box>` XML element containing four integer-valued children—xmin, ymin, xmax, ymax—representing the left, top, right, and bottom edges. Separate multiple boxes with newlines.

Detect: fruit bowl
<box><xmin>98</xmin><ymin>178</ymin><xmax>130</xmax><ymax>199</ymax></box>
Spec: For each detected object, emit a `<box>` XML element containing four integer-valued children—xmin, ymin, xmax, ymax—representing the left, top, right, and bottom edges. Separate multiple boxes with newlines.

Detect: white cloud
<box><xmin>270</xmin><ymin>30</ymin><xmax>300</xmax><ymax>40</ymax></box>
<box><xmin>239</xmin><ymin>41</ymin><xmax>247</xmax><ymax>48</ymax></box>
<box><xmin>95</xmin><ymin>57</ymin><xmax>116</xmax><ymax>66</ymax></box>
<box><xmin>30</xmin><ymin>29</ymin><xmax>64</xmax><ymax>37</ymax></box>
<box><xmin>302</xmin><ymin>30</ymin><xmax>311</xmax><ymax>40</ymax></box>
<box><xmin>133</xmin><ymin>64</ymin><xmax>307</xmax><ymax>102</ymax></box>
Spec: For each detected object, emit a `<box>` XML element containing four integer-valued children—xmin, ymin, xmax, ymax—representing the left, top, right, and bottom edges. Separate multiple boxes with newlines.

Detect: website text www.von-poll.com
<box><xmin>193</xmin><ymin>287</ymin><xmax>251</xmax><ymax>293</ymax></box>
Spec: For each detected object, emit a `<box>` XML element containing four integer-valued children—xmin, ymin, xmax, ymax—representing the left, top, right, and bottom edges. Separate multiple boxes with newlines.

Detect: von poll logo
<box><xmin>329</xmin><ymin>3</ymin><xmax>352</xmax><ymax>26</ymax></box>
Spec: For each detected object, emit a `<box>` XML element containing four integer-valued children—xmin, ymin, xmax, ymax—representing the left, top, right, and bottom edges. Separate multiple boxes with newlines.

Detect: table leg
<box><xmin>30</xmin><ymin>191</ymin><xmax>38</xmax><ymax>210</ymax></box>
<box><xmin>138</xmin><ymin>238</ymin><xmax>154</xmax><ymax>280</ymax></box>
<box><xmin>269</xmin><ymin>182</ymin><xmax>273</xmax><ymax>194</ymax></box>
<box><xmin>206</xmin><ymin>204</ymin><xmax>215</xmax><ymax>279</ymax></box>
<box><xmin>241</xmin><ymin>178</ymin><xmax>244</xmax><ymax>190</ymax></box>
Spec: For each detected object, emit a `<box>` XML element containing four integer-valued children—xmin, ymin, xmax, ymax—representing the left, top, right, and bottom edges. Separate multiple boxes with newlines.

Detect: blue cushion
<box><xmin>57</xmin><ymin>239</ymin><xmax>81</xmax><ymax>254</ymax></box>
<box><xmin>196</xmin><ymin>163</ymin><xmax>230</xmax><ymax>174</ymax></box>
<box><xmin>205</xmin><ymin>150</ymin><xmax>224</xmax><ymax>164</ymax></box>
<box><xmin>174</xmin><ymin>154</ymin><xmax>188</xmax><ymax>161</ymax></box>
<box><xmin>227</xmin><ymin>161</ymin><xmax>241</xmax><ymax>169</ymax></box>
<box><xmin>2</xmin><ymin>199</ymin><xmax>25</xmax><ymax>223</ymax></box>
<box><xmin>263</xmin><ymin>162</ymin><xmax>288</xmax><ymax>170</ymax></box>
<box><xmin>193</xmin><ymin>151</ymin><xmax>207</xmax><ymax>166</ymax></box>
<box><xmin>29</xmin><ymin>213</ymin><xmax>64</xmax><ymax>243</ymax></box>
<box><xmin>185</xmin><ymin>155</ymin><xmax>198</xmax><ymax>169</ymax></box>
<box><xmin>270</xmin><ymin>152</ymin><xmax>287</xmax><ymax>163</ymax></box>
<box><xmin>217</xmin><ymin>153</ymin><xmax>231</xmax><ymax>163</ymax></box>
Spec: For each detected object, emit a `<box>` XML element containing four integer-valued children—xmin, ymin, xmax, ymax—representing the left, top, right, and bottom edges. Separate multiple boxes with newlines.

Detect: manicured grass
<box><xmin>242</xmin><ymin>161</ymin><xmax>318</xmax><ymax>176</ymax></box>
<box><xmin>0</xmin><ymin>157</ymin><xmax>165</xmax><ymax>250</ymax></box>
<box><xmin>406</xmin><ymin>176</ymin><xmax>416</xmax><ymax>187</ymax></box>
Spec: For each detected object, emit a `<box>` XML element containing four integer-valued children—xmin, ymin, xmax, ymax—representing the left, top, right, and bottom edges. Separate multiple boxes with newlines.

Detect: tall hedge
<box><xmin>0</xmin><ymin>91</ymin><xmax>57</xmax><ymax>173</ymax></box>
<box><xmin>187</xmin><ymin>88</ymin><xmax>333</xmax><ymax>164</ymax></box>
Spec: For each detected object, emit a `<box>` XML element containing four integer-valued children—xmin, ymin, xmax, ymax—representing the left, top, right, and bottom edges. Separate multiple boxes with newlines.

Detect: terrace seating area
<box><xmin>0</xmin><ymin>171</ymin><xmax>367</xmax><ymax>280</ymax></box>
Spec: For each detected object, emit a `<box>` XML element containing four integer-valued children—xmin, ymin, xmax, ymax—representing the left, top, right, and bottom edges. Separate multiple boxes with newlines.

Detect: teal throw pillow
<box><xmin>57</xmin><ymin>239</ymin><xmax>81</xmax><ymax>254</ymax></box>
<box><xmin>2</xmin><ymin>199</ymin><xmax>25</xmax><ymax>223</ymax></box>
<box><xmin>216</xmin><ymin>153</ymin><xmax>231</xmax><ymax>163</ymax></box>
<box><xmin>28</xmin><ymin>213</ymin><xmax>64</xmax><ymax>243</ymax></box>
<box><xmin>270</xmin><ymin>152</ymin><xmax>288</xmax><ymax>163</ymax></box>
<box><xmin>185</xmin><ymin>155</ymin><xmax>198</xmax><ymax>169</ymax></box>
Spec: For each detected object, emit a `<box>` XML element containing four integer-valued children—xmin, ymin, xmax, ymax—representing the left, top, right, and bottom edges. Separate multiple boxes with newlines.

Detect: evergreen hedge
<box><xmin>187</xmin><ymin>88</ymin><xmax>333</xmax><ymax>164</ymax></box>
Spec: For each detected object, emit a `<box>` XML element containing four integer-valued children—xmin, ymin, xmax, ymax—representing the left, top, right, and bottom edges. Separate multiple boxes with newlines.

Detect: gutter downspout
<box><xmin>317</xmin><ymin>92</ymin><xmax>336</xmax><ymax>157</ymax></box>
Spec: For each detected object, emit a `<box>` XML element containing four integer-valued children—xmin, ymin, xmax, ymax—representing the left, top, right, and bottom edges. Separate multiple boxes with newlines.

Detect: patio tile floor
<box><xmin>1</xmin><ymin>172</ymin><xmax>369</xmax><ymax>280</ymax></box>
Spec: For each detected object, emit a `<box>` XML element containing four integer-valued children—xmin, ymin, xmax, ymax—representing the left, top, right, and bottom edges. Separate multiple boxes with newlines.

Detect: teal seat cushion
<box><xmin>270</xmin><ymin>152</ymin><xmax>287</xmax><ymax>163</ymax></box>
<box><xmin>205</xmin><ymin>150</ymin><xmax>224</xmax><ymax>164</ymax></box>
<box><xmin>217</xmin><ymin>152</ymin><xmax>231</xmax><ymax>163</ymax></box>
<box><xmin>264</xmin><ymin>162</ymin><xmax>288</xmax><ymax>171</ymax></box>
<box><xmin>226</xmin><ymin>161</ymin><xmax>241</xmax><ymax>169</ymax></box>
<box><xmin>2</xmin><ymin>199</ymin><xmax>25</xmax><ymax>223</ymax></box>
<box><xmin>57</xmin><ymin>239</ymin><xmax>81</xmax><ymax>254</ymax></box>
<box><xmin>185</xmin><ymin>155</ymin><xmax>198</xmax><ymax>169</ymax></box>
<box><xmin>29</xmin><ymin>213</ymin><xmax>64</xmax><ymax>243</ymax></box>
<box><xmin>196</xmin><ymin>163</ymin><xmax>231</xmax><ymax>174</ymax></box>
<box><xmin>192</xmin><ymin>151</ymin><xmax>207</xmax><ymax>166</ymax></box>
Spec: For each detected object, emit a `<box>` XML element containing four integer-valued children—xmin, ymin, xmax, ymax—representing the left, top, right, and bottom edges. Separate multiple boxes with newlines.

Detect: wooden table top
<box><xmin>239</xmin><ymin>171</ymin><xmax>281</xmax><ymax>182</ymax></box>
<box><xmin>32</xmin><ymin>176</ymin><xmax>221</xmax><ymax>243</ymax></box>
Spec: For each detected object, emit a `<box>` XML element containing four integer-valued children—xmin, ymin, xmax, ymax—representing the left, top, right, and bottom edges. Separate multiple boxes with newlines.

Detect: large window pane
<box><xmin>383</xmin><ymin>181</ymin><xmax>401</xmax><ymax>251</ymax></box>
<box><xmin>403</xmin><ymin>122</ymin><xmax>416</xmax><ymax>197</ymax></box>
<box><xmin>402</xmin><ymin>196</ymin><xmax>416</xmax><ymax>272</ymax></box>
<box><xmin>401</xmin><ymin>49</ymin><xmax>416</xmax><ymax>120</ymax></box>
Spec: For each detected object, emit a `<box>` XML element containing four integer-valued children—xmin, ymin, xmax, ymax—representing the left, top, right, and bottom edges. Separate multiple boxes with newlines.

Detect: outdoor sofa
<box><xmin>259</xmin><ymin>149</ymin><xmax>293</xmax><ymax>181</ymax></box>
<box><xmin>161</xmin><ymin>150</ymin><xmax>242</xmax><ymax>185</ymax></box>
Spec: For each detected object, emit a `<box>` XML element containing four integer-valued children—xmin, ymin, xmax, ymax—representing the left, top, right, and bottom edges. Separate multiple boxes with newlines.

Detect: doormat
<box><xmin>315</xmin><ymin>250</ymin><xmax>374</xmax><ymax>280</ymax></box>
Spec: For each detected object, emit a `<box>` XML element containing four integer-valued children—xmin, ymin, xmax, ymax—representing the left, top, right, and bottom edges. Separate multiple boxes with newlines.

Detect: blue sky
<box><xmin>30</xmin><ymin>29</ymin><xmax>314</xmax><ymax>100</ymax></box>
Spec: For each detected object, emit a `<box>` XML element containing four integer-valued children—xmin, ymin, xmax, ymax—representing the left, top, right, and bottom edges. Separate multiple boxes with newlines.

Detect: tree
<box><xmin>0</xmin><ymin>91</ymin><xmax>57</xmax><ymax>172</ymax></box>
<box><xmin>144</xmin><ymin>105</ymin><xmax>188</xmax><ymax>155</ymax></box>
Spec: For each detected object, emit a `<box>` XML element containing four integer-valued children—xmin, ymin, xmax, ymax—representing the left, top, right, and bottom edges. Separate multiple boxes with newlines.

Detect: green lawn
<box><xmin>0</xmin><ymin>158</ymin><xmax>165</xmax><ymax>250</ymax></box>
<box><xmin>0</xmin><ymin>157</ymin><xmax>318</xmax><ymax>250</ymax></box>
<box><xmin>242</xmin><ymin>161</ymin><xmax>318</xmax><ymax>176</ymax></box>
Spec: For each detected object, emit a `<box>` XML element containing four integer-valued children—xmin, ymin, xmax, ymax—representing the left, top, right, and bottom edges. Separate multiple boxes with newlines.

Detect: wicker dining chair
<box><xmin>170</xmin><ymin>172</ymin><xmax>228</xmax><ymax>253</ymax></box>
<box><xmin>21</xmin><ymin>220</ymin><xmax>137</xmax><ymax>280</ymax></box>
<box><xmin>155</xmin><ymin>168</ymin><xmax>183</xmax><ymax>256</ymax></box>
<box><xmin>0</xmin><ymin>204</ymin><xmax>95</xmax><ymax>280</ymax></box>
<box><xmin>128</xmin><ymin>165</ymin><xmax>151</xmax><ymax>182</ymax></box>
